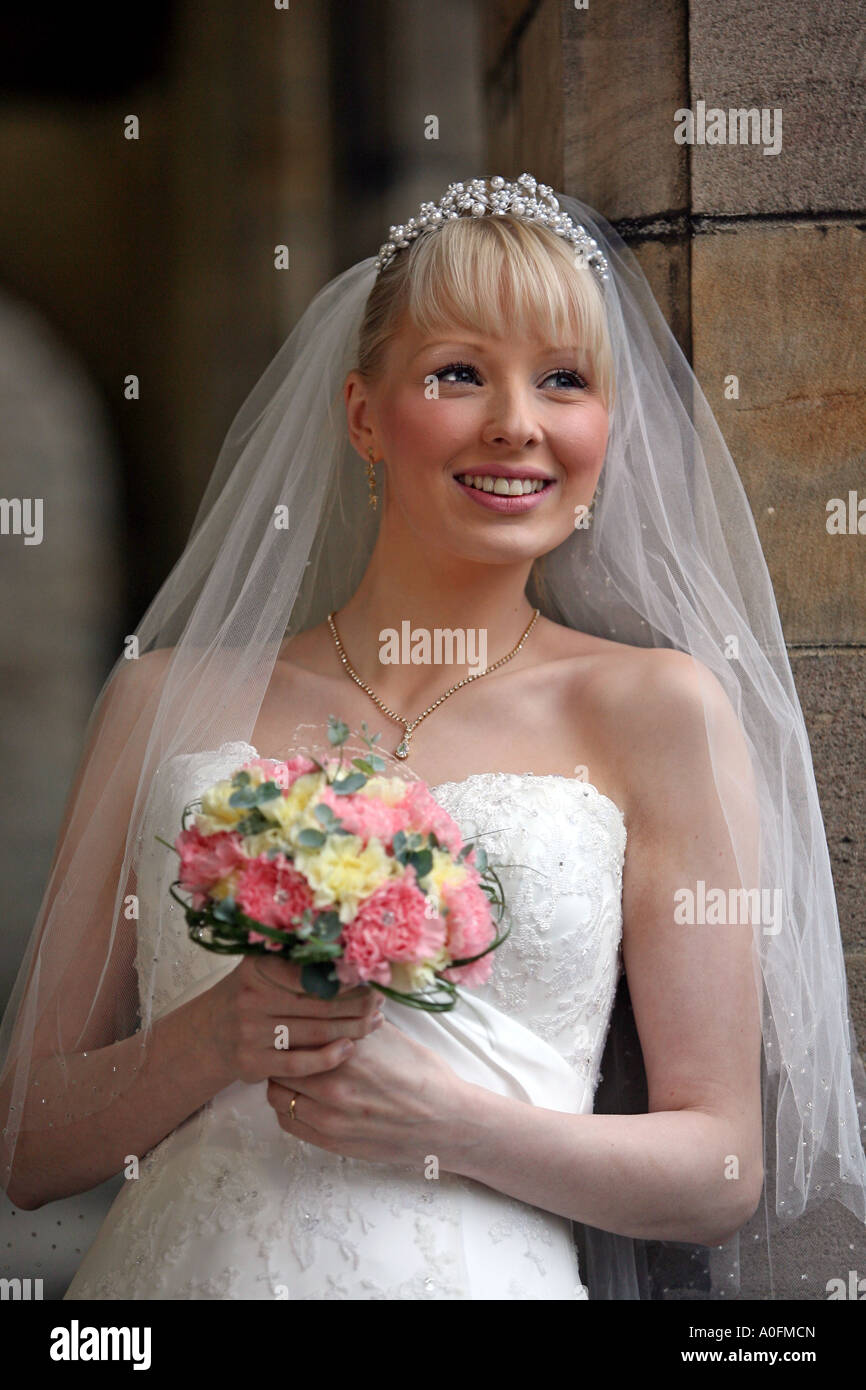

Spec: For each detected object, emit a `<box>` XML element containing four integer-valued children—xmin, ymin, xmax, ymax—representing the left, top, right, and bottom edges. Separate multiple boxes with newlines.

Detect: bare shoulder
<box><xmin>102</xmin><ymin>645</ymin><xmax>177</xmax><ymax>713</ymax></box>
<box><xmin>556</xmin><ymin>635</ymin><xmax>752</xmax><ymax>824</ymax></box>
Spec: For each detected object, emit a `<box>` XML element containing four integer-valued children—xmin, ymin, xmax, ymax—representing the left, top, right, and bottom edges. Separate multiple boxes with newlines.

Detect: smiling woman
<box><xmin>343</xmin><ymin>220</ymin><xmax>613</xmax><ymax>606</ymax></box>
<box><xmin>1</xmin><ymin>174</ymin><xmax>864</xmax><ymax>1304</ymax></box>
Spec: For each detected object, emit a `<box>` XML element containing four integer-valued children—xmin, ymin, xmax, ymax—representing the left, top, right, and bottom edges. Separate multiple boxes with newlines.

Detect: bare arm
<box><xmin>8</xmin><ymin>962</ymin><xmax>382</xmax><ymax>1210</ymax></box>
<box><xmin>414</xmin><ymin>651</ymin><xmax>765</xmax><ymax>1245</ymax></box>
<box><xmin>2</xmin><ymin>650</ymin><xmax>380</xmax><ymax>1209</ymax></box>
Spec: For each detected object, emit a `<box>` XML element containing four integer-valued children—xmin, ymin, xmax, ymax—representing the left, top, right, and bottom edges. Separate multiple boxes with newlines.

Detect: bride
<box><xmin>1</xmin><ymin>174</ymin><xmax>864</xmax><ymax>1300</ymax></box>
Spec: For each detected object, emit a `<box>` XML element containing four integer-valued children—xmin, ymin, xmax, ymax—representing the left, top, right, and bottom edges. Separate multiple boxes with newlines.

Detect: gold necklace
<box><xmin>327</xmin><ymin>607</ymin><xmax>541</xmax><ymax>759</ymax></box>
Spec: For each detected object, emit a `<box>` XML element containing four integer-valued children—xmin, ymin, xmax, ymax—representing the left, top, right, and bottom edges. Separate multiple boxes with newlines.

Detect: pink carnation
<box><xmin>176</xmin><ymin>825</ymin><xmax>246</xmax><ymax>907</ymax></box>
<box><xmin>235</xmin><ymin>853</ymin><xmax>315</xmax><ymax>947</ymax></box>
<box><xmin>317</xmin><ymin>784</ymin><xmax>409</xmax><ymax>844</ymax></box>
<box><xmin>440</xmin><ymin>877</ymin><xmax>497</xmax><ymax>987</ymax></box>
<box><xmin>240</xmin><ymin>754</ymin><xmax>318</xmax><ymax>790</ymax></box>
<box><xmin>336</xmin><ymin>870</ymin><xmax>446</xmax><ymax>987</ymax></box>
<box><xmin>401</xmin><ymin>781</ymin><xmax>464</xmax><ymax>854</ymax></box>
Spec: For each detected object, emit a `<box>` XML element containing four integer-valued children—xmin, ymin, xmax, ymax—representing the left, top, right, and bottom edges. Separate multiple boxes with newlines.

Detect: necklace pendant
<box><xmin>395</xmin><ymin>733</ymin><xmax>410</xmax><ymax>759</ymax></box>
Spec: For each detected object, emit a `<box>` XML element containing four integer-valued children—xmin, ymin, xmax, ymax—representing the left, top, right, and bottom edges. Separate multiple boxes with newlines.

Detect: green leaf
<box><xmin>211</xmin><ymin>897</ymin><xmax>238</xmax><ymax>924</ymax></box>
<box><xmin>332</xmin><ymin>772</ymin><xmax>366</xmax><ymax>795</ymax></box>
<box><xmin>229</xmin><ymin>778</ymin><xmax>282</xmax><ymax>809</ymax></box>
<box><xmin>300</xmin><ymin>961</ymin><xmax>340</xmax><ymax>998</ymax></box>
<box><xmin>235</xmin><ymin>808</ymin><xmax>270</xmax><ymax>835</ymax></box>
<box><xmin>228</xmin><ymin>785</ymin><xmax>259</xmax><ymax>808</ymax></box>
<box><xmin>406</xmin><ymin>848</ymin><xmax>433</xmax><ymax>880</ymax></box>
<box><xmin>312</xmin><ymin>912</ymin><xmax>342</xmax><ymax>941</ymax></box>
<box><xmin>297</xmin><ymin>827</ymin><xmax>326</xmax><ymax>848</ymax></box>
<box><xmin>327</xmin><ymin>716</ymin><xmax>350</xmax><ymax>746</ymax></box>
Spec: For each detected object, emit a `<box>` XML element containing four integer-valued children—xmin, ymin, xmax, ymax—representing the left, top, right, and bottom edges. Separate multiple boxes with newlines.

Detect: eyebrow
<box><xmin>409</xmin><ymin>339</ymin><xmax>585</xmax><ymax>362</ymax></box>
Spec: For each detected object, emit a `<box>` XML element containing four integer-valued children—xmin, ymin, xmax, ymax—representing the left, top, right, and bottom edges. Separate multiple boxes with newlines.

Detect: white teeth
<box><xmin>458</xmin><ymin>473</ymin><xmax>549</xmax><ymax>495</ymax></box>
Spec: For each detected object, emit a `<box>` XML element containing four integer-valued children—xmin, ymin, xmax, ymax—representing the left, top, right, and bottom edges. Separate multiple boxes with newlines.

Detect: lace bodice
<box><xmin>66</xmin><ymin>741</ymin><xmax>628</xmax><ymax>1301</ymax></box>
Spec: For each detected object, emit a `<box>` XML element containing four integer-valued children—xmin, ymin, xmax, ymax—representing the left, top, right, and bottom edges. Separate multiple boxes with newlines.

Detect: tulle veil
<box><xmin>1</xmin><ymin>175</ymin><xmax>864</xmax><ymax>1299</ymax></box>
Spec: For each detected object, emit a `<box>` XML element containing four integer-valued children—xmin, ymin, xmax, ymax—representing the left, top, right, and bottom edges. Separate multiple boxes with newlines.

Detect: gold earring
<box><xmin>366</xmin><ymin>448</ymin><xmax>378</xmax><ymax>509</ymax></box>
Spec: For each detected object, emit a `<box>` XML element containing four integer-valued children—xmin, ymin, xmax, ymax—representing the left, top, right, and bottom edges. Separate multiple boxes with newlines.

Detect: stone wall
<box><xmin>484</xmin><ymin>0</ymin><xmax>866</xmax><ymax>1297</ymax></box>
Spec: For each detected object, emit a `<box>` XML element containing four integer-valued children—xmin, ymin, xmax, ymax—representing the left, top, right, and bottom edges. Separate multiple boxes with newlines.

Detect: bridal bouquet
<box><xmin>159</xmin><ymin>717</ymin><xmax>508</xmax><ymax>1011</ymax></box>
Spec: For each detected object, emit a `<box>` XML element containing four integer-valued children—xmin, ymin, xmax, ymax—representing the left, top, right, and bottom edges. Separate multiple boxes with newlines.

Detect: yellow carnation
<box><xmin>423</xmin><ymin>848</ymin><xmax>468</xmax><ymax>913</ymax></box>
<box><xmin>294</xmin><ymin>833</ymin><xmax>395</xmax><ymax>923</ymax></box>
<box><xmin>259</xmin><ymin>771</ymin><xmax>326</xmax><ymax>833</ymax></box>
<box><xmin>198</xmin><ymin>778</ymin><xmax>244</xmax><ymax>827</ymax></box>
<box><xmin>359</xmin><ymin>775</ymin><xmax>409</xmax><ymax>807</ymax></box>
<box><xmin>389</xmin><ymin>960</ymin><xmax>438</xmax><ymax>994</ymax></box>
<box><xmin>241</xmin><ymin>827</ymin><xmax>288</xmax><ymax>857</ymax></box>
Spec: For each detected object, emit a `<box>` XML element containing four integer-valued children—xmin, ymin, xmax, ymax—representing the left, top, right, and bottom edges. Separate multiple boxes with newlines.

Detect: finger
<box><xmin>265</xmin><ymin>1082</ymin><xmax>344</xmax><ymax>1148</ymax></box>
<box><xmin>271</xmin><ymin>1105</ymin><xmax>336</xmax><ymax>1147</ymax></box>
<box><xmin>267</xmin><ymin>1037</ymin><xmax>357</xmax><ymax>1078</ymax></box>
<box><xmin>264</xmin><ymin>1013</ymin><xmax>383</xmax><ymax>1052</ymax></box>
<box><xmin>260</xmin><ymin>986</ymin><xmax>383</xmax><ymax>1021</ymax></box>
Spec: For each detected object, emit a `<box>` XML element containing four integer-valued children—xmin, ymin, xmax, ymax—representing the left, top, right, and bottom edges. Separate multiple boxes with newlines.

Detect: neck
<box><xmin>332</xmin><ymin>523</ymin><xmax>539</xmax><ymax>707</ymax></box>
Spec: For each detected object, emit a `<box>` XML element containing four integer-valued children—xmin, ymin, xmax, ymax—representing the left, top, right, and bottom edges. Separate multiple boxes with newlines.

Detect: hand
<box><xmin>202</xmin><ymin>954</ymin><xmax>385</xmax><ymax>1087</ymax></box>
<box><xmin>266</xmin><ymin>1018</ymin><xmax>470</xmax><ymax>1169</ymax></box>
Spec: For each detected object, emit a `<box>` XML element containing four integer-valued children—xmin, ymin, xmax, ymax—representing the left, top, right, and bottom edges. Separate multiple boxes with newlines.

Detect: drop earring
<box><xmin>366</xmin><ymin>448</ymin><xmax>378</xmax><ymax>509</ymax></box>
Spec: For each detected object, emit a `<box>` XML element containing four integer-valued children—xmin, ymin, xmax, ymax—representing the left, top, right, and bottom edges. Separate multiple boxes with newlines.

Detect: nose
<box><xmin>480</xmin><ymin>380</ymin><xmax>544</xmax><ymax>451</ymax></box>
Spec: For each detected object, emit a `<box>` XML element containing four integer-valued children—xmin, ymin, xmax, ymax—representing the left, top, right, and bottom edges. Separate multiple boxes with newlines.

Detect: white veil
<box><xmin>1</xmin><ymin>175</ymin><xmax>864</xmax><ymax>1300</ymax></box>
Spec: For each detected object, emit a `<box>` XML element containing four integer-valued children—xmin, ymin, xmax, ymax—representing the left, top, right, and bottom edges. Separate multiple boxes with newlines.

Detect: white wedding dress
<box><xmin>64</xmin><ymin>741</ymin><xmax>627</xmax><ymax>1301</ymax></box>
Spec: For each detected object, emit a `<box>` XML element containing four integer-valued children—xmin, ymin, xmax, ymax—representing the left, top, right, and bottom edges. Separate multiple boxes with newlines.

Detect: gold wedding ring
<box><xmin>288</xmin><ymin>1093</ymin><xmax>297</xmax><ymax>1121</ymax></box>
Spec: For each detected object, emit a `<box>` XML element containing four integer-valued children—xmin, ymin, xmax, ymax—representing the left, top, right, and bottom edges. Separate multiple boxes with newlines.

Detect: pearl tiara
<box><xmin>374</xmin><ymin>173</ymin><xmax>610</xmax><ymax>285</ymax></box>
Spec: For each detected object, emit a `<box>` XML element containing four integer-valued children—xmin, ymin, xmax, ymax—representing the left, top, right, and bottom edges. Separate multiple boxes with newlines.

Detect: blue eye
<box><xmin>543</xmin><ymin>369</ymin><xmax>587</xmax><ymax>390</ymax></box>
<box><xmin>434</xmin><ymin>360</ymin><xmax>480</xmax><ymax>384</ymax></box>
<box><xmin>431</xmin><ymin>361</ymin><xmax>588</xmax><ymax>390</ymax></box>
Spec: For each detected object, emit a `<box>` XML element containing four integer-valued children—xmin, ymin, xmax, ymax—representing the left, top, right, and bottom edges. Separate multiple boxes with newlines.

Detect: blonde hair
<box><xmin>356</xmin><ymin>213</ymin><xmax>615</xmax><ymax>410</ymax></box>
<box><xmin>355</xmin><ymin>213</ymin><xmax>613</xmax><ymax>616</ymax></box>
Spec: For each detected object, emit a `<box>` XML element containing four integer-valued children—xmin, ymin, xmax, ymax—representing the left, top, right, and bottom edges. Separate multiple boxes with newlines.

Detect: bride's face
<box><xmin>345</xmin><ymin>313</ymin><xmax>609</xmax><ymax>567</ymax></box>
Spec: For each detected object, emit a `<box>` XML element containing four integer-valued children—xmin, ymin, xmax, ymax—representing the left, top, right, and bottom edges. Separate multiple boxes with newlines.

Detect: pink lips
<box><xmin>454</xmin><ymin>477</ymin><xmax>554</xmax><ymax>513</ymax></box>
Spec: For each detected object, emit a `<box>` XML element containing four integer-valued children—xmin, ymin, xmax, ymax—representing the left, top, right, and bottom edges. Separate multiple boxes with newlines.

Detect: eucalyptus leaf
<box><xmin>296</xmin><ymin>827</ymin><xmax>326</xmax><ymax>848</ymax></box>
<box><xmin>332</xmin><ymin>772</ymin><xmax>366</xmax><ymax>795</ymax></box>
<box><xmin>300</xmin><ymin>961</ymin><xmax>340</xmax><ymax>998</ymax></box>
<box><xmin>407</xmin><ymin>849</ymin><xmax>433</xmax><ymax>880</ymax></box>
<box><xmin>313</xmin><ymin>914</ymin><xmax>342</xmax><ymax>942</ymax></box>
<box><xmin>327</xmin><ymin>716</ymin><xmax>350</xmax><ymax>746</ymax></box>
<box><xmin>211</xmin><ymin>897</ymin><xmax>238</xmax><ymax>924</ymax></box>
<box><xmin>228</xmin><ymin>786</ymin><xmax>259</xmax><ymax>808</ymax></box>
